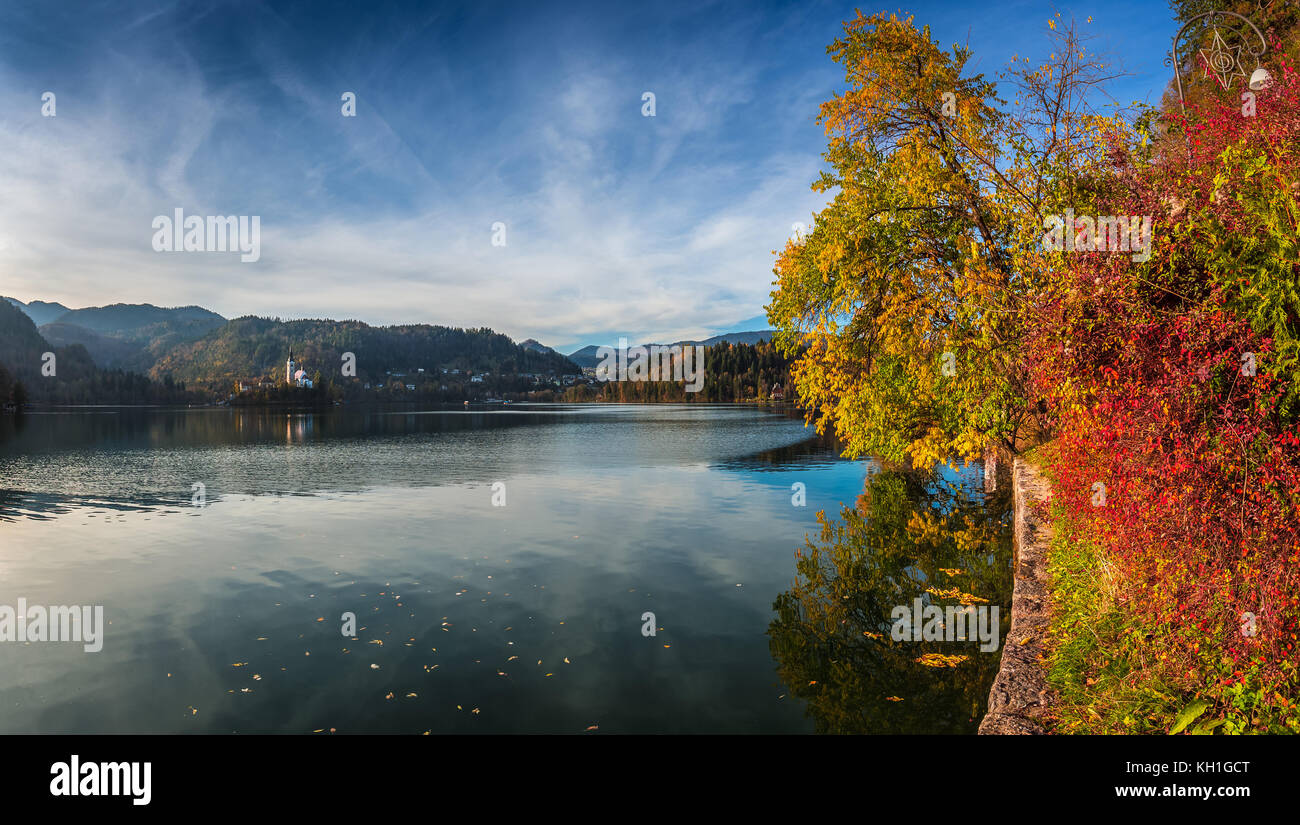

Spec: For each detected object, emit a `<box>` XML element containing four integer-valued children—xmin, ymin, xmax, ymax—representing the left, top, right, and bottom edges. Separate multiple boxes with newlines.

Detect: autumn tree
<box><xmin>767</xmin><ymin>12</ymin><xmax>1126</xmax><ymax>467</ymax></box>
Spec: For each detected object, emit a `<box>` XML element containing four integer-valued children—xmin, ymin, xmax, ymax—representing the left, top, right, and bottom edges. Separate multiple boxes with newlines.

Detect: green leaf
<box><xmin>1190</xmin><ymin>718</ymin><xmax>1224</xmax><ymax>735</ymax></box>
<box><xmin>1169</xmin><ymin>700</ymin><xmax>1209</xmax><ymax>734</ymax></box>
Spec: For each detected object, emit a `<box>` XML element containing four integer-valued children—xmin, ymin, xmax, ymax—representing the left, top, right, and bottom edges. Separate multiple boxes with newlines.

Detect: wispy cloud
<box><xmin>0</xmin><ymin>0</ymin><xmax>1178</xmax><ymax>352</ymax></box>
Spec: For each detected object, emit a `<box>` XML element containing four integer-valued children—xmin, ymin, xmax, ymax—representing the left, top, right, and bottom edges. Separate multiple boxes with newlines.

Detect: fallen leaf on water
<box><xmin>924</xmin><ymin>586</ymin><xmax>989</xmax><ymax>605</ymax></box>
<box><xmin>914</xmin><ymin>653</ymin><xmax>969</xmax><ymax>668</ymax></box>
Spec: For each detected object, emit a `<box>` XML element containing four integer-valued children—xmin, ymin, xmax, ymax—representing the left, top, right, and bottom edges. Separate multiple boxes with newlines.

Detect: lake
<box><xmin>0</xmin><ymin>404</ymin><xmax>1011</xmax><ymax>734</ymax></box>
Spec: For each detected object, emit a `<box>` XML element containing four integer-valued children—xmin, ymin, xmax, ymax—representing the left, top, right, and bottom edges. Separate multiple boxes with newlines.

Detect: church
<box><xmin>285</xmin><ymin>350</ymin><xmax>314</xmax><ymax>389</ymax></box>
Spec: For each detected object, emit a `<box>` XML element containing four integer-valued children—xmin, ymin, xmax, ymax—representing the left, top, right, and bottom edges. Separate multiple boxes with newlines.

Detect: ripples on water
<box><xmin>0</xmin><ymin>404</ymin><xmax>1008</xmax><ymax>733</ymax></box>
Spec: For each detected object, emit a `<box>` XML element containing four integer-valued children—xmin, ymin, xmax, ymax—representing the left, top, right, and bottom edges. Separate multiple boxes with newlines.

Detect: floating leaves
<box><xmin>914</xmin><ymin>653</ymin><xmax>969</xmax><ymax>668</ymax></box>
<box><xmin>924</xmin><ymin>586</ymin><xmax>989</xmax><ymax>605</ymax></box>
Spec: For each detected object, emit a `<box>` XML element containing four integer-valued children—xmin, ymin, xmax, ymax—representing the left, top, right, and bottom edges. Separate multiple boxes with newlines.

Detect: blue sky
<box><xmin>0</xmin><ymin>0</ymin><xmax>1181</xmax><ymax>352</ymax></box>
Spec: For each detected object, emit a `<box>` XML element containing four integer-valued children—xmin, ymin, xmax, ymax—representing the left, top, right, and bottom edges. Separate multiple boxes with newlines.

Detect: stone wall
<box><xmin>978</xmin><ymin>457</ymin><xmax>1056</xmax><ymax>734</ymax></box>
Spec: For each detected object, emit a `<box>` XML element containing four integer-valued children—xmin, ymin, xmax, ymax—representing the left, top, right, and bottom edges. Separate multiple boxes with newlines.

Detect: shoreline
<box><xmin>978</xmin><ymin>456</ymin><xmax>1057</xmax><ymax>734</ymax></box>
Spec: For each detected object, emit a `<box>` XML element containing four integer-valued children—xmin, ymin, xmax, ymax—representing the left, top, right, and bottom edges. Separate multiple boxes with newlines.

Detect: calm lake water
<box><xmin>0</xmin><ymin>404</ymin><xmax>1011</xmax><ymax>734</ymax></box>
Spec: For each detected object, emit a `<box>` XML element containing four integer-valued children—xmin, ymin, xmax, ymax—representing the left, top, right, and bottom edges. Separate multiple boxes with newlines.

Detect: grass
<box><xmin>1042</xmin><ymin>501</ymin><xmax>1187</xmax><ymax>733</ymax></box>
<box><xmin>1034</xmin><ymin>450</ymin><xmax>1300</xmax><ymax>734</ymax></box>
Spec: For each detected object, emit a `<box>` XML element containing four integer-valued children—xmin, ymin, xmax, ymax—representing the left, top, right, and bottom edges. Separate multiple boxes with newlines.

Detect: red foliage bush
<box><xmin>1028</xmin><ymin>48</ymin><xmax>1300</xmax><ymax>702</ymax></box>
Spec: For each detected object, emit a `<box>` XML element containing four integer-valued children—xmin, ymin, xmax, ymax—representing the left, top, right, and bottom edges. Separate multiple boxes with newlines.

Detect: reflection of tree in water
<box><xmin>768</xmin><ymin>467</ymin><xmax>1013</xmax><ymax>733</ymax></box>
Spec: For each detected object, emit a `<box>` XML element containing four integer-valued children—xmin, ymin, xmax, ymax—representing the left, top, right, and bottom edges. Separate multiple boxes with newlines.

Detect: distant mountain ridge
<box><xmin>55</xmin><ymin>303</ymin><xmax>226</xmax><ymax>338</ymax></box>
<box><xmin>3</xmin><ymin>297</ymin><xmax>229</xmax><ymax>373</ymax></box>
<box><xmin>5</xmin><ymin>294</ymin><xmax>766</xmax><ymax>392</ymax></box>
<box><xmin>519</xmin><ymin>338</ymin><xmax>560</xmax><ymax>357</ymax></box>
<box><xmin>566</xmin><ymin>330</ymin><xmax>775</xmax><ymax>368</ymax></box>
<box><xmin>4</xmin><ymin>296</ymin><xmax>72</xmax><ymax>326</ymax></box>
<box><xmin>151</xmin><ymin>316</ymin><xmax>582</xmax><ymax>387</ymax></box>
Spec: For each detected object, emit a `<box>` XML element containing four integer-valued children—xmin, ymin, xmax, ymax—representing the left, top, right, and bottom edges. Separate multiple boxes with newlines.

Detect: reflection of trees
<box><xmin>768</xmin><ymin>468</ymin><xmax>1013</xmax><ymax>733</ymax></box>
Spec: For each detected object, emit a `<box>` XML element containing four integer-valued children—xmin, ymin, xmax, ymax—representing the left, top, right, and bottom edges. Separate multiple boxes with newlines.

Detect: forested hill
<box><xmin>0</xmin><ymin>298</ymin><xmax>193</xmax><ymax>405</ymax></box>
<box><xmin>151</xmin><ymin>316</ymin><xmax>582</xmax><ymax>387</ymax></box>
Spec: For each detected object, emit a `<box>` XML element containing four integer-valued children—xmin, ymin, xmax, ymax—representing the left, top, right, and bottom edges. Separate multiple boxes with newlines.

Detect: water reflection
<box><xmin>768</xmin><ymin>464</ymin><xmax>1013</xmax><ymax>733</ymax></box>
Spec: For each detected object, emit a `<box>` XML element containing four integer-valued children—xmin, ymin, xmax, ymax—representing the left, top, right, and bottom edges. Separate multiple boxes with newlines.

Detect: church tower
<box><xmin>286</xmin><ymin>349</ymin><xmax>295</xmax><ymax>385</ymax></box>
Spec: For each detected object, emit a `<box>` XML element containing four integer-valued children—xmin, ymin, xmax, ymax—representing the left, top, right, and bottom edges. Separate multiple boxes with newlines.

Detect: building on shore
<box><xmin>286</xmin><ymin>350</ymin><xmax>313</xmax><ymax>388</ymax></box>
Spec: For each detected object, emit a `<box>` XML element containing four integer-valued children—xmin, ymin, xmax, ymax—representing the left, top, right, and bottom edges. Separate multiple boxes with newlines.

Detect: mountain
<box><xmin>519</xmin><ymin>338</ymin><xmax>560</xmax><ymax>356</ymax></box>
<box><xmin>567</xmin><ymin>330</ymin><xmax>775</xmax><ymax>368</ymax></box>
<box><xmin>3</xmin><ymin>296</ymin><xmax>72</xmax><ymax>326</ymax></box>
<box><xmin>674</xmin><ymin>330</ymin><xmax>775</xmax><ymax>347</ymax></box>
<box><xmin>0</xmin><ymin>298</ymin><xmax>57</xmax><ymax>371</ymax></box>
<box><xmin>52</xmin><ymin>303</ymin><xmax>226</xmax><ymax>341</ymax></box>
<box><xmin>28</xmin><ymin>302</ymin><xmax>228</xmax><ymax>372</ymax></box>
<box><xmin>38</xmin><ymin>322</ymin><xmax>147</xmax><ymax>370</ymax></box>
<box><xmin>566</xmin><ymin>346</ymin><xmax>605</xmax><ymax>369</ymax></box>
<box><xmin>151</xmin><ymin>316</ymin><xmax>582</xmax><ymax>387</ymax></box>
<box><xmin>0</xmin><ymin>298</ymin><xmax>103</xmax><ymax>400</ymax></box>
